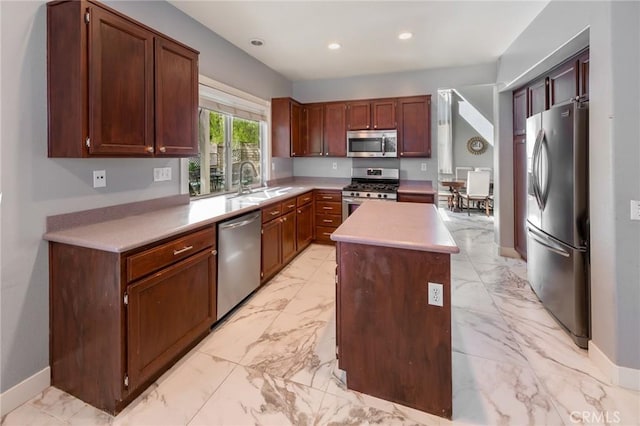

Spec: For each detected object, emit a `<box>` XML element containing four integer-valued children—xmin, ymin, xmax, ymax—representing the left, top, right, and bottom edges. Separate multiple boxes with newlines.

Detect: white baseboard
<box><xmin>0</xmin><ymin>367</ymin><xmax>50</xmax><ymax>417</ymax></box>
<box><xmin>589</xmin><ymin>341</ymin><xmax>640</xmax><ymax>391</ymax></box>
<box><xmin>499</xmin><ymin>246</ymin><xmax>521</xmax><ymax>259</ymax></box>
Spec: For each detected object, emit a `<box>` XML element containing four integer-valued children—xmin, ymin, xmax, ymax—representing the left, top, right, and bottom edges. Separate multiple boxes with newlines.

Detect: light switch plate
<box><xmin>421</xmin><ymin>163</ymin><xmax>427</xmax><ymax>172</ymax></box>
<box><xmin>631</xmin><ymin>200</ymin><xmax>640</xmax><ymax>221</ymax></box>
<box><xmin>332</xmin><ymin>162</ymin><xmax>337</xmax><ymax>170</ymax></box>
<box><xmin>153</xmin><ymin>167</ymin><xmax>172</xmax><ymax>182</ymax></box>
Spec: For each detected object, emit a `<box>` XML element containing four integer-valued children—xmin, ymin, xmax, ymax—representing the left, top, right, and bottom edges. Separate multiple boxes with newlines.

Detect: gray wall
<box><xmin>292</xmin><ymin>63</ymin><xmax>497</xmax><ymax>184</ymax></box>
<box><xmin>496</xmin><ymin>0</ymin><xmax>640</xmax><ymax>370</ymax></box>
<box><xmin>0</xmin><ymin>0</ymin><xmax>291</xmax><ymax>393</ymax></box>
<box><xmin>451</xmin><ymin>92</ymin><xmax>494</xmax><ymax>175</ymax></box>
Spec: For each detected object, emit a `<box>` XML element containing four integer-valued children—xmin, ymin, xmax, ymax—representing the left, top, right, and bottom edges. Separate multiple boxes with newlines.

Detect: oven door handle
<box><xmin>381</xmin><ymin>136</ymin><xmax>386</xmax><ymax>157</ymax></box>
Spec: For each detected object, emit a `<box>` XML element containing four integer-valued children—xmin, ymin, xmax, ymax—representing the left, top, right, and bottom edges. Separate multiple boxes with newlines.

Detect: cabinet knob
<box><xmin>400</xmin><ymin>152</ymin><xmax>404</xmax><ymax>156</ymax></box>
<box><xmin>211</xmin><ymin>249</ymin><xmax>217</xmax><ymax>255</ymax></box>
<box><xmin>159</xmin><ymin>147</ymin><xmax>166</xmax><ymax>153</ymax></box>
<box><xmin>145</xmin><ymin>146</ymin><xmax>154</xmax><ymax>153</ymax></box>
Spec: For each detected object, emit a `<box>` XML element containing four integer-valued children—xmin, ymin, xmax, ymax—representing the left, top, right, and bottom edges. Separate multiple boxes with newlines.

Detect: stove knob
<box><xmin>366</xmin><ymin>193</ymin><xmax>370</xmax><ymax>197</ymax></box>
<box><xmin>350</xmin><ymin>192</ymin><xmax>355</xmax><ymax>197</ymax></box>
<box><xmin>377</xmin><ymin>194</ymin><xmax>382</xmax><ymax>198</ymax></box>
<box><xmin>355</xmin><ymin>192</ymin><xmax>360</xmax><ymax>197</ymax></box>
<box><xmin>383</xmin><ymin>194</ymin><xmax>387</xmax><ymax>198</ymax></box>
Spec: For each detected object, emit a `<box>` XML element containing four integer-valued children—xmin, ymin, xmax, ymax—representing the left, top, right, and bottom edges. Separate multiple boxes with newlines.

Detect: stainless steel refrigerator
<box><xmin>526</xmin><ymin>101</ymin><xmax>590</xmax><ymax>348</ymax></box>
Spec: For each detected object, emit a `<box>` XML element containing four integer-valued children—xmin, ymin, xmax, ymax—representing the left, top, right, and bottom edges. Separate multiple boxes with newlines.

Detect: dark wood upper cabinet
<box><xmin>372</xmin><ymin>100</ymin><xmax>396</xmax><ymax>130</ymax></box>
<box><xmin>398</xmin><ymin>95</ymin><xmax>431</xmax><ymax>157</ymax></box>
<box><xmin>347</xmin><ymin>101</ymin><xmax>371</xmax><ymax>130</ymax></box>
<box><xmin>47</xmin><ymin>0</ymin><xmax>199</xmax><ymax>158</ymax></box>
<box><xmin>304</xmin><ymin>103</ymin><xmax>324</xmax><ymax>156</ymax></box>
<box><xmin>323</xmin><ymin>102</ymin><xmax>348</xmax><ymax>156</ymax></box>
<box><xmin>154</xmin><ymin>37</ymin><xmax>199</xmax><ymax>157</ymax></box>
<box><xmin>513</xmin><ymin>88</ymin><xmax>528</xmax><ymax>136</ymax></box>
<box><xmin>527</xmin><ymin>78</ymin><xmax>548</xmax><ymax>117</ymax></box>
<box><xmin>271</xmin><ymin>97</ymin><xmax>302</xmax><ymax>157</ymax></box>
<box><xmin>549</xmin><ymin>59</ymin><xmax>578</xmax><ymax>108</ymax></box>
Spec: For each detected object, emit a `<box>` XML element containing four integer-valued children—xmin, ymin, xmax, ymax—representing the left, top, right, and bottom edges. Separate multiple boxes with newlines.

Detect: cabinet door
<box><xmin>305</xmin><ymin>104</ymin><xmax>324</xmax><ymax>156</ymax></box>
<box><xmin>347</xmin><ymin>101</ymin><xmax>371</xmax><ymax>130</ymax></box>
<box><xmin>514</xmin><ymin>136</ymin><xmax>527</xmax><ymax>259</ymax></box>
<box><xmin>549</xmin><ymin>60</ymin><xmax>578</xmax><ymax>108</ymax></box>
<box><xmin>89</xmin><ymin>6</ymin><xmax>154</xmax><ymax>156</ymax></box>
<box><xmin>578</xmin><ymin>50</ymin><xmax>589</xmax><ymax>100</ymax></box>
<box><xmin>296</xmin><ymin>202</ymin><xmax>313</xmax><ymax>251</ymax></box>
<box><xmin>261</xmin><ymin>219</ymin><xmax>282</xmax><ymax>281</ymax></box>
<box><xmin>372</xmin><ymin>100</ymin><xmax>396</xmax><ymax>130</ymax></box>
<box><xmin>513</xmin><ymin>88</ymin><xmax>528</xmax><ymax>136</ymax></box>
<box><xmin>527</xmin><ymin>78</ymin><xmax>548</xmax><ymax>116</ymax></box>
<box><xmin>281</xmin><ymin>211</ymin><xmax>297</xmax><ymax>264</ymax></box>
<box><xmin>291</xmin><ymin>101</ymin><xmax>303</xmax><ymax>156</ymax></box>
<box><xmin>155</xmin><ymin>37</ymin><xmax>198</xmax><ymax>157</ymax></box>
<box><xmin>324</xmin><ymin>102</ymin><xmax>347</xmax><ymax>156</ymax></box>
<box><xmin>398</xmin><ymin>96</ymin><xmax>431</xmax><ymax>157</ymax></box>
<box><xmin>127</xmin><ymin>249</ymin><xmax>215</xmax><ymax>390</ymax></box>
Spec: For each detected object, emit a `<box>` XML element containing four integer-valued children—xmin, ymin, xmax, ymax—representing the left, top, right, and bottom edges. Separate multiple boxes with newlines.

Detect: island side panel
<box><xmin>337</xmin><ymin>241</ymin><xmax>452</xmax><ymax>419</ymax></box>
<box><xmin>49</xmin><ymin>242</ymin><xmax>125</xmax><ymax>413</ymax></box>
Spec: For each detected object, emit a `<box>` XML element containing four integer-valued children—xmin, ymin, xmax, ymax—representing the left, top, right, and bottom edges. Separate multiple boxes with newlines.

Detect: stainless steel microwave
<box><xmin>346</xmin><ymin>130</ymin><xmax>398</xmax><ymax>158</ymax></box>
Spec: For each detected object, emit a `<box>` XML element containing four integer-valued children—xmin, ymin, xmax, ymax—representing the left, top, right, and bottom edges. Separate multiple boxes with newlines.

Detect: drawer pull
<box><xmin>298</xmin><ymin>210</ymin><xmax>302</xmax><ymax>213</ymax></box>
<box><xmin>270</xmin><ymin>211</ymin><xmax>280</xmax><ymax>216</ymax></box>
<box><xmin>287</xmin><ymin>204</ymin><xmax>295</xmax><ymax>208</ymax></box>
<box><xmin>322</xmin><ymin>206</ymin><xmax>333</xmax><ymax>210</ymax></box>
<box><xmin>322</xmin><ymin>219</ymin><xmax>333</xmax><ymax>223</ymax></box>
<box><xmin>304</xmin><ymin>197</ymin><xmax>311</xmax><ymax>202</ymax></box>
<box><xmin>322</xmin><ymin>196</ymin><xmax>332</xmax><ymax>200</ymax></box>
<box><xmin>323</xmin><ymin>232</ymin><xmax>332</xmax><ymax>236</ymax></box>
<box><xmin>173</xmin><ymin>246</ymin><xmax>193</xmax><ymax>256</ymax></box>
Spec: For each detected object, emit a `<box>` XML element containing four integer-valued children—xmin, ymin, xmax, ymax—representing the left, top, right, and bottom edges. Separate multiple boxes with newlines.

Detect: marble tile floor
<box><xmin>3</xmin><ymin>207</ymin><xmax>639</xmax><ymax>426</ymax></box>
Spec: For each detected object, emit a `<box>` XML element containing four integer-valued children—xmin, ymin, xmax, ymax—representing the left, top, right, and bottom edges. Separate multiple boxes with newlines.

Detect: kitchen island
<box><xmin>331</xmin><ymin>200</ymin><xmax>459</xmax><ymax>419</ymax></box>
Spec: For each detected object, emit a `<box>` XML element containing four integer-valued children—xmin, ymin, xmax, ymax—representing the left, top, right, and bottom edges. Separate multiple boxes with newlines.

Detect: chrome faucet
<box><xmin>237</xmin><ymin>161</ymin><xmax>258</xmax><ymax>194</ymax></box>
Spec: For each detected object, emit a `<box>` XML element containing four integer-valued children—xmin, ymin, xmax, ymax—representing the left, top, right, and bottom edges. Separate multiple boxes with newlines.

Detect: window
<box><xmin>186</xmin><ymin>78</ymin><xmax>268</xmax><ymax>197</ymax></box>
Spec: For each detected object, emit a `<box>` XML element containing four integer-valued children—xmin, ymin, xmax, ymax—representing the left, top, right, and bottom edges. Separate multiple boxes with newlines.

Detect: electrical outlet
<box><xmin>421</xmin><ymin>163</ymin><xmax>427</xmax><ymax>172</ymax></box>
<box><xmin>93</xmin><ymin>170</ymin><xmax>106</xmax><ymax>188</ymax></box>
<box><xmin>631</xmin><ymin>200</ymin><xmax>640</xmax><ymax>221</ymax></box>
<box><xmin>153</xmin><ymin>167</ymin><xmax>172</xmax><ymax>182</ymax></box>
<box><xmin>428</xmin><ymin>282</ymin><xmax>443</xmax><ymax>307</ymax></box>
<box><xmin>332</xmin><ymin>162</ymin><xmax>337</xmax><ymax>170</ymax></box>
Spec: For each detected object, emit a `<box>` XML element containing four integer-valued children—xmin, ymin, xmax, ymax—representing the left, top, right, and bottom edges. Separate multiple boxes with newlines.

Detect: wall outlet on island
<box><xmin>421</xmin><ymin>163</ymin><xmax>427</xmax><ymax>172</ymax></box>
<box><xmin>428</xmin><ymin>282</ymin><xmax>443</xmax><ymax>307</ymax></box>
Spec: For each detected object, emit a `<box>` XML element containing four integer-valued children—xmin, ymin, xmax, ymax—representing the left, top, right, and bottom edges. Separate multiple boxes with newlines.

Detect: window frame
<box><xmin>181</xmin><ymin>75</ymin><xmax>271</xmax><ymax>198</ymax></box>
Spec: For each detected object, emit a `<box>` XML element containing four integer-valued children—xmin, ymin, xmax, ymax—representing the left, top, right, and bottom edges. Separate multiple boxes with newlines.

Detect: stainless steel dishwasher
<box><xmin>217</xmin><ymin>210</ymin><xmax>262</xmax><ymax>320</ymax></box>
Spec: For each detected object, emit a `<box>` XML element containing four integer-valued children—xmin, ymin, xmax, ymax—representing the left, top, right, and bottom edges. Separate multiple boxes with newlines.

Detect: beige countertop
<box><xmin>43</xmin><ymin>186</ymin><xmax>316</xmax><ymax>253</ymax></box>
<box><xmin>330</xmin><ymin>200</ymin><xmax>459</xmax><ymax>254</ymax></box>
<box><xmin>398</xmin><ymin>180</ymin><xmax>436</xmax><ymax>195</ymax></box>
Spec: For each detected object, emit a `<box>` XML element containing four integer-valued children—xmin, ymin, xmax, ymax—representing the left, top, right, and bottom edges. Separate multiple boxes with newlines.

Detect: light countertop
<box><xmin>398</xmin><ymin>180</ymin><xmax>436</xmax><ymax>195</ymax></box>
<box><xmin>44</xmin><ymin>186</ymin><xmax>315</xmax><ymax>253</ymax></box>
<box><xmin>330</xmin><ymin>200</ymin><xmax>459</xmax><ymax>254</ymax></box>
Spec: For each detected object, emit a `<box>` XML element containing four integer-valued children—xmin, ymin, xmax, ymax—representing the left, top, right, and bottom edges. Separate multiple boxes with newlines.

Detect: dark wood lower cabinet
<box><xmin>261</xmin><ymin>217</ymin><xmax>282</xmax><ymax>282</ymax></box>
<box><xmin>49</xmin><ymin>225</ymin><xmax>216</xmax><ymax>414</ymax></box>
<box><xmin>281</xmin><ymin>211</ymin><xmax>297</xmax><ymax>264</ymax></box>
<box><xmin>296</xmin><ymin>202</ymin><xmax>313</xmax><ymax>250</ymax></box>
<box><xmin>397</xmin><ymin>193</ymin><xmax>434</xmax><ymax>203</ymax></box>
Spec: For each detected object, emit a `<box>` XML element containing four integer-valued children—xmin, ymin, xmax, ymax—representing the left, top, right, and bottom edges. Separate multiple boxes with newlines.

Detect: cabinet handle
<box><xmin>323</xmin><ymin>219</ymin><xmax>333</xmax><ymax>223</ymax></box>
<box><xmin>283</xmin><ymin>217</ymin><xmax>287</xmax><ymax>222</ymax></box>
<box><xmin>145</xmin><ymin>146</ymin><xmax>154</xmax><ymax>153</ymax></box>
<box><xmin>287</xmin><ymin>204</ymin><xmax>295</xmax><ymax>208</ymax></box>
<box><xmin>159</xmin><ymin>147</ymin><xmax>166</xmax><ymax>153</ymax></box>
<box><xmin>298</xmin><ymin>210</ymin><xmax>302</xmax><ymax>213</ymax></box>
<box><xmin>323</xmin><ymin>206</ymin><xmax>333</xmax><ymax>210</ymax></box>
<box><xmin>211</xmin><ymin>249</ymin><xmax>217</xmax><ymax>255</ymax></box>
<box><xmin>322</xmin><ymin>196</ymin><xmax>332</xmax><ymax>200</ymax></box>
<box><xmin>323</xmin><ymin>232</ymin><xmax>332</xmax><ymax>236</ymax></box>
<box><xmin>173</xmin><ymin>245</ymin><xmax>193</xmax><ymax>255</ymax></box>
<box><xmin>304</xmin><ymin>197</ymin><xmax>311</xmax><ymax>202</ymax></box>
<box><xmin>270</xmin><ymin>211</ymin><xmax>280</xmax><ymax>216</ymax></box>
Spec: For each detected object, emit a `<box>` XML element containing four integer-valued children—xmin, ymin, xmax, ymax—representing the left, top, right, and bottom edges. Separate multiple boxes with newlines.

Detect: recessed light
<box><xmin>398</xmin><ymin>32</ymin><xmax>413</xmax><ymax>40</ymax></box>
<box><xmin>328</xmin><ymin>42</ymin><xmax>341</xmax><ymax>50</ymax></box>
<box><xmin>250</xmin><ymin>38</ymin><xmax>264</xmax><ymax>47</ymax></box>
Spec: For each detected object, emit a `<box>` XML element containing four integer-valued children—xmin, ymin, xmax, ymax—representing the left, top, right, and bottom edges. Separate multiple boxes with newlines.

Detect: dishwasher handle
<box><xmin>219</xmin><ymin>211</ymin><xmax>261</xmax><ymax>230</ymax></box>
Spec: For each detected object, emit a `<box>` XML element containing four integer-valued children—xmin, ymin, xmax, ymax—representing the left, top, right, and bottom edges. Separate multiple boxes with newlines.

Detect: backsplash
<box><xmin>292</xmin><ymin>157</ymin><xmax>437</xmax><ymax>181</ymax></box>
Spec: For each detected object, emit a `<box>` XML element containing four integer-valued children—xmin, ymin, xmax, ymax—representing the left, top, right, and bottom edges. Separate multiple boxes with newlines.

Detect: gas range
<box><xmin>342</xmin><ymin>168</ymin><xmax>399</xmax><ymax>201</ymax></box>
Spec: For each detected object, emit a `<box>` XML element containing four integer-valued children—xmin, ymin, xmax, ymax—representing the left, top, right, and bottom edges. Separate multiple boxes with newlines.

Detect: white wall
<box><xmin>496</xmin><ymin>0</ymin><xmax>640</xmax><ymax>372</ymax></box>
<box><xmin>292</xmin><ymin>63</ymin><xmax>497</xmax><ymax>183</ymax></box>
<box><xmin>451</xmin><ymin>92</ymin><xmax>494</xmax><ymax>175</ymax></box>
<box><xmin>0</xmin><ymin>0</ymin><xmax>291</xmax><ymax>393</ymax></box>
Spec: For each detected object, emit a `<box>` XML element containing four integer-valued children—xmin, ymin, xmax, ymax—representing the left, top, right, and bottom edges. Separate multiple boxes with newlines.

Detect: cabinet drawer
<box><xmin>316</xmin><ymin>215</ymin><xmax>341</xmax><ymax>227</ymax></box>
<box><xmin>315</xmin><ymin>191</ymin><xmax>341</xmax><ymax>202</ymax></box>
<box><xmin>126</xmin><ymin>227</ymin><xmax>215</xmax><ymax>283</ymax></box>
<box><xmin>281</xmin><ymin>198</ymin><xmax>298</xmax><ymax>214</ymax></box>
<box><xmin>316</xmin><ymin>201</ymin><xmax>341</xmax><ymax>215</ymax></box>
<box><xmin>316</xmin><ymin>226</ymin><xmax>337</xmax><ymax>243</ymax></box>
<box><xmin>262</xmin><ymin>203</ymin><xmax>283</xmax><ymax>223</ymax></box>
<box><xmin>296</xmin><ymin>192</ymin><xmax>313</xmax><ymax>207</ymax></box>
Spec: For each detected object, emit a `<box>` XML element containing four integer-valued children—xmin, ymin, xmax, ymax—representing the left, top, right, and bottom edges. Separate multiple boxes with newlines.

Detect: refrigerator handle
<box><xmin>532</xmin><ymin>129</ymin><xmax>544</xmax><ymax>210</ymax></box>
<box><xmin>527</xmin><ymin>225</ymin><xmax>571</xmax><ymax>257</ymax></box>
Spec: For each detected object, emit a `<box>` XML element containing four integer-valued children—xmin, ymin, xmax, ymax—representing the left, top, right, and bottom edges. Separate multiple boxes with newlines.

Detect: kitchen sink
<box><xmin>228</xmin><ymin>186</ymin><xmax>298</xmax><ymax>204</ymax></box>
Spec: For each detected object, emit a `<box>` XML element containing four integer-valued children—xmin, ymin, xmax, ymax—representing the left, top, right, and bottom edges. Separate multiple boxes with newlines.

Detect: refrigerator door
<box><xmin>538</xmin><ymin>103</ymin><xmax>589</xmax><ymax>247</ymax></box>
<box><xmin>527</xmin><ymin>224</ymin><xmax>590</xmax><ymax>348</ymax></box>
<box><xmin>526</xmin><ymin>113</ymin><xmax>542</xmax><ymax>230</ymax></box>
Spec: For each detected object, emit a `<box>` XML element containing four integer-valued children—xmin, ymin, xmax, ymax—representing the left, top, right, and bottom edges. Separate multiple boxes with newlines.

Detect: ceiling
<box><xmin>170</xmin><ymin>1</ymin><xmax>549</xmax><ymax>82</ymax></box>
